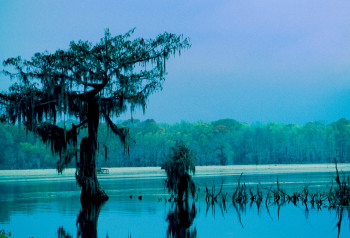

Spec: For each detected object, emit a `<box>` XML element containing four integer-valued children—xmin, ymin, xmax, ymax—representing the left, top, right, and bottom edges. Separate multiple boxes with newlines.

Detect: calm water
<box><xmin>1</xmin><ymin>164</ymin><xmax>350</xmax><ymax>238</ymax></box>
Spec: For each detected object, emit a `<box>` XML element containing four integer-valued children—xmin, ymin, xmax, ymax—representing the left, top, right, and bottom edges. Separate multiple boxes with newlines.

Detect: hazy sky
<box><xmin>1</xmin><ymin>0</ymin><xmax>350</xmax><ymax>124</ymax></box>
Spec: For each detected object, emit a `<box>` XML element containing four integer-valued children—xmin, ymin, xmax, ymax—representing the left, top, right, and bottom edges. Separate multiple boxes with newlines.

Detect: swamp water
<box><xmin>1</xmin><ymin>164</ymin><xmax>350</xmax><ymax>238</ymax></box>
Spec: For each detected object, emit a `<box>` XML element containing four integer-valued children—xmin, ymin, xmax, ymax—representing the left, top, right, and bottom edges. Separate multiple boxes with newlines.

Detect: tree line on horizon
<box><xmin>0</xmin><ymin>118</ymin><xmax>349</xmax><ymax>169</ymax></box>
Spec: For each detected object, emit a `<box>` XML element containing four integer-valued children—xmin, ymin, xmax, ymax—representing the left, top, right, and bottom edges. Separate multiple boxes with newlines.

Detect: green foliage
<box><xmin>163</xmin><ymin>141</ymin><xmax>195</xmax><ymax>199</ymax></box>
<box><xmin>0</xmin><ymin>29</ymin><xmax>190</xmax><ymax>171</ymax></box>
<box><xmin>0</xmin><ymin>123</ymin><xmax>56</xmax><ymax>169</ymax></box>
<box><xmin>1</xmin><ymin>118</ymin><xmax>350</xmax><ymax>169</ymax></box>
<box><xmin>99</xmin><ymin>118</ymin><xmax>350</xmax><ymax>167</ymax></box>
<box><xmin>0</xmin><ymin>230</ymin><xmax>12</xmax><ymax>238</ymax></box>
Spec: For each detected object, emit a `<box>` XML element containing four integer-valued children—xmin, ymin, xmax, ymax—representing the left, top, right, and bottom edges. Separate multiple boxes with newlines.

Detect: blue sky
<box><xmin>1</xmin><ymin>0</ymin><xmax>350</xmax><ymax>124</ymax></box>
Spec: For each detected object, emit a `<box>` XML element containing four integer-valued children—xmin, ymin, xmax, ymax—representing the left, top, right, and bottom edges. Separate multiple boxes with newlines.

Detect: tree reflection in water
<box><xmin>57</xmin><ymin>226</ymin><xmax>72</xmax><ymax>238</ymax></box>
<box><xmin>76</xmin><ymin>200</ymin><xmax>106</xmax><ymax>238</ymax></box>
<box><xmin>166</xmin><ymin>201</ymin><xmax>197</xmax><ymax>238</ymax></box>
<box><xmin>302</xmin><ymin>203</ymin><xmax>350</xmax><ymax>238</ymax></box>
<box><xmin>237</xmin><ymin>199</ymin><xmax>350</xmax><ymax>238</ymax></box>
<box><xmin>57</xmin><ymin>200</ymin><xmax>106</xmax><ymax>238</ymax></box>
<box><xmin>55</xmin><ymin>198</ymin><xmax>350</xmax><ymax>238</ymax></box>
<box><xmin>332</xmin><ymin>207</ymin><xmax>350</xmax><ymax>238</ymax></box>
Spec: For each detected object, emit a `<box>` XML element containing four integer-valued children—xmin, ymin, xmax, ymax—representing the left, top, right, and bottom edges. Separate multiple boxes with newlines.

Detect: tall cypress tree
<box><xmin>0</xmin><ymin>29</ymin><xmax>190</xmax><ymax>203</ymax></box>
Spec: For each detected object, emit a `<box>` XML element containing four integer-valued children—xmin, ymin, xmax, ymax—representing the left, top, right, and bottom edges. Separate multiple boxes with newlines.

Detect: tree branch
<box><xmin>72</xmin><ymin>119</ymin><xmax>88</xmax><ymax>130</ymax></box>
<box><xmin>101</xmin><ymin>107</ymin><xmax>132</xmax><ymax>153</ymax></box>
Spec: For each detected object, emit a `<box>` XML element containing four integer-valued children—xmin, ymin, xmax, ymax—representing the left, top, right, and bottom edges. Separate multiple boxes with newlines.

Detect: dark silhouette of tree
<box><xmin>163</xmin><ymin>141</ymin><xmax>196</xmax><ymax>201</ymax></box>
<box><xmin>0</xmin><ymin>29</ymin><xmax>190</xmax><ymax>203</ymax></box>
<box><xmin>76</xmin><ymin>201</ymin><xmax>105</xmax><ymax>238</ymax></box>
<box><xmin>166</xmin><ymin>201</ymin><xmax>197</xmax><ymax>238</ymax></box>
<box><xmin>57</xmin><ymin>226</ymin><xmax>72</xmax><ymax>238</ymax></box>
<box><xmin>57</xmin><ymin>201</ymin><xmax>106</xmax><ymax>238</ymax></box>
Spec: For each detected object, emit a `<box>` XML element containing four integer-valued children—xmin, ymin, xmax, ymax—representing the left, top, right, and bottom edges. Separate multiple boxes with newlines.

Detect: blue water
<box><xmin>0</xmin><ymin>164</ymin><xmax>349</xmax><ymax>237</ymax></box>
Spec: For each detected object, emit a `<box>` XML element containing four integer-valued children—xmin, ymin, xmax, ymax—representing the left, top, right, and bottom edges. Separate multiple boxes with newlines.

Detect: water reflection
<box><xmin>331</xmin><ymin>207</ymin><xmax>350</xmax><ymax>238</ymax></box>
<box><xmin>212</xmin><ymin>196</ymin><xmax>350</xmax><ymax>238</ymax></box>
<box><xmin>57</xmin><ymin>201</ymin><xmax>106</xmax><ymax>238</ymax></box>
<box><xmin>166</xmin><ymin>201</ymin><xmax>197</xmax><ymax>238</ymax></box>
<box><xmin>2</xmin><ymin>167</ymin><xmax>350</xmax><ymax>237</ymax></box>
<box><xmin>52</xmin><ymin>197</ymin><xmax>350</xmax><ymax>238</ymax></box>
<box><xmin>77</xmin><ymin>201</ymin><xmax>106</xmax><ymax>238</ymax></box>
<box><xmin>58</xmin><ymin>226</ymin><xmax>72</xmax><ymax>238</ymax></box>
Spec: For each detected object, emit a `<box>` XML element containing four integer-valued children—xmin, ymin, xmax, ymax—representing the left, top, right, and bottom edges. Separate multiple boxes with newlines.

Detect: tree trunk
<box><xmin>76</xmin><ymin>99</ymin><xmax>108</xmax><ymax>204</ymax></box>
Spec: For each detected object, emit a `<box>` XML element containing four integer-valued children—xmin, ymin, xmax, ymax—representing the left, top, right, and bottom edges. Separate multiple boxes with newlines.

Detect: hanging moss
<box><xmin>102</xmin><ymin>109</ymin><xmax>131</xmax><ymax>154</ymax></box>
<box><xmin>33</xmin><ymin>122</ymin><xmax>78</xmax><ymax>172</ymax></box>
<box><xmin>0</xmin><ymin>29</ymin><xmax>190</xmax><ymax>201</ymax></box>
<box><xmin>163</xmin><ymin>141</ymin><xmax>196</xmax><ymax>201</ymax></box>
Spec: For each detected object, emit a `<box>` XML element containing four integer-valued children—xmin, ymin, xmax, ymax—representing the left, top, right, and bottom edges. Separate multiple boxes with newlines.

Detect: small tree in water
<box><xmin>164</xmin><ymin>141</ymin><xmax>196</xmax><ymax>201</ymax></box>
<box><xmin>0</xmin><ymin>29</ymin><xmax>190</xmax><ymax>204</ymax></box>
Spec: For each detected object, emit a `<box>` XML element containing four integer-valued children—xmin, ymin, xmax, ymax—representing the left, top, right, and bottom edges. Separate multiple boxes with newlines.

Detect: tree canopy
<box><xmin>1</xmin><ymin>118</ymin><xmax>350</xmax><ymax>170</ymax></box>
<box><xmin>163</xmin><ymin>141</ymin><xmax>196</xmax><ymax>201</ymax></box>
<box><xmin>0</xmin><ymin>29</ymin><xmax>190</xmax><ymax>202</ymax></box>
<box><xmin>0</xmin><ymin>28</ymin><xmax>190</xmax><ymax>171</ymax></box>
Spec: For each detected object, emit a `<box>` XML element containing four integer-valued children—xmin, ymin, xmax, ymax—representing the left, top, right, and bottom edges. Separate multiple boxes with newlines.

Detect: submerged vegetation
<box><xmin>0</xmin><ymin>230</ymin><xmax>12</xmax><ymax>238</ymax></box>
<box><xmin>200</xmin><ymin>161</ymin><xmax>350</xmax><ymax>237</ymax></box>
<box><xmin>202</xmin><ymin>162</ymin><xmax>350</xmax><ymax>209</ymax></box>
<box><xmin>2</xmin><ymin>163</ymin><xmax>350</xmax><ymax>237</ymax></box>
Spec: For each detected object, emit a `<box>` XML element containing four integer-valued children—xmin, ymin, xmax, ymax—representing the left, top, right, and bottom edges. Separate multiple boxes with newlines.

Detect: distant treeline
<box><xmin>0</xmin><ymin>118</ymin><xmax>350</xmax><ymax>169</ymax></box>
